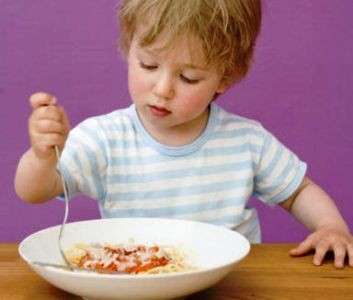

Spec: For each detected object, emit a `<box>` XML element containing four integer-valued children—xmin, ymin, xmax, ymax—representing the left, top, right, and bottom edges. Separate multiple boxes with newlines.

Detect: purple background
<box><xmin>1</xmin><ymin>0</ymin><xmax>352</xmax><ymax>242</ymax></box>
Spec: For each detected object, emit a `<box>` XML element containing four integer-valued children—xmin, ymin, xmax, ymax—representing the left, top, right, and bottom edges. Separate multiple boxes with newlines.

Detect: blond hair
<box><xmin>118</xmin><ymin>0</ymin><xmax>261</xmax><ymax>84</ymax></box>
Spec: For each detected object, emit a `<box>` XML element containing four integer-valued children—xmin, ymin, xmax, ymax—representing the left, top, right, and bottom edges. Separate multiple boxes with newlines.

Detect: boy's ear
<box><xmin>216</xmin><ymin>79</ymin><xmax>230</xmax><ymax>94</ymax></box>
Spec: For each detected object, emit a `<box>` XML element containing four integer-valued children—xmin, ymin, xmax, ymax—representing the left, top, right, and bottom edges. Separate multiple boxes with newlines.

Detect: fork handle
<box><xmin>54</xmin><ymin>145</ymin><xmax>72</xmax><ymax>269</ymax></box>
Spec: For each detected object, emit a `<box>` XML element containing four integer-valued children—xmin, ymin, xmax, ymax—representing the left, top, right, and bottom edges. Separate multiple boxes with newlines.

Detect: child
<box><xmin>15</xmin><ymin>0</ymin><xmax>352</xmax><ymax>268</ymax></box>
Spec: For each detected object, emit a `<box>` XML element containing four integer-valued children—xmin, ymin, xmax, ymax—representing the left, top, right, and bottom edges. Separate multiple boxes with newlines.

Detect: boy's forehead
<box><xmin>134</xmin><ymin>30</ymin><xmax>208</xmax><ymax>69</ymax></box>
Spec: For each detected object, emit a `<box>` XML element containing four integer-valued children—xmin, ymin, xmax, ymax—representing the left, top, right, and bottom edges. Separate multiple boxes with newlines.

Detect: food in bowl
<box><xmin>19</xmin><ymin>218</ymin><xmax>250</xmax><ymax>300</ymax></box>
<box><xmin>65</xmin><ymin>241</ymin><xmax>194</xmax><ymax>274</ymax></box>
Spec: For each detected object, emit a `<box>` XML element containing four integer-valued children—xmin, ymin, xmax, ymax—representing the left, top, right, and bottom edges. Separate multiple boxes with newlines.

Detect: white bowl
<box><xmin>19</xmin><ymin>218</ymin><xmax>250</xmax><ymax>300</ymax></box>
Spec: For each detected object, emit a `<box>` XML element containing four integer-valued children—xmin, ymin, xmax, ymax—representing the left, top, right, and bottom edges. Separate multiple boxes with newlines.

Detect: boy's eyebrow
<box><xmin>143</xmin><ymin>48</ymin><xmax>160</xmax><ymax>57</ymax></box>
<box><xmin>140</xmin><ymin>48</ymin><xmax>207</xmax><ymax>71</ymax></box>
<box><xmin>182</xmin><ymin>63</ymin><xmax>207</xmax><ymax>71</ymax></box>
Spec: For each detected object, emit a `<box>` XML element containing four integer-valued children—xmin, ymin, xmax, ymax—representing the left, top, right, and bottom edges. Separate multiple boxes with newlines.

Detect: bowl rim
<box><xmin>18</xmin><ymin>217</ymin><xmax>250</xmax><ymax>280</ymax></box>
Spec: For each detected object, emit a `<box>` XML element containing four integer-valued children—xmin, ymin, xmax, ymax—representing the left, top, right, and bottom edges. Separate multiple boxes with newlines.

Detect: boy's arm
<box><xmin>15</xmin><ymin>148</ymin><xmax>63</xmax><ymax>203</ymax></box>
<box><xmin>279</xmin><ymin>176</ymin><xmax>353</xmax><ymax>268</ymax></box>
<box><xmin>15</xmin><ymin>92</ymin><xmax>70</xmax><ymax>204</ymax></box>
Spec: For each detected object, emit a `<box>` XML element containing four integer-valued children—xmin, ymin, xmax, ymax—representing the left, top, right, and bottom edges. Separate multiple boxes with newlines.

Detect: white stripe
<box><xmin>218</xmin><ymin>109</ymin><xmax>258</xmax><ymax>126</ymax></box>
<box><xmin>206</xmin><ymin>136</ymin><xmax>262</xmax><ymax>148</ymax></box>
<box><xmin>106</xmin><ymin>131</ymin><xmax>140</xmax><ymax>140</ymax></box>
<box><xmin>110</xmin><ymin>152</ymin><xmax>252</xmax><ymax>175</ymax></box>
<box><xmin>257</xmin><ymin>150</ymin><xmax>291</xmax><ymax>190</ymax></box>
<box><xmin>104</xmin><ymin>186</ymin><xmax>253</xmax><ymax>210</ymax></box>
<box><xmin>61</xmin><ymin>151</ymin><xmax>80</xmax><ymax>193</ymax></box>
<box><xmin>75</xmin><ymin>128</ymin><xmax>106</xmax><ymax>169</ymax></box>
<box><xmin>177</xmin><ymin>206</ymin><xmax>243</xmax><ymax>222</ymax></box>
<box><xmin>257</xmin><ymin>136</ymin><xmax>277</xmax><ymax>172</ymax></box>
<box><xmin>264</xmin><ymin>167</ymin><xmax>297</xmax><ymax>199</ymax></box>
<box><xmin>217</xmin><ymin>120</ymin><xmax>260</xmax><ymax>131</ymax></box>
<box><xmin>100</xmin><ymin>113</ymin><xmax>132</xmax><ymax>127</ymax></box>
<box><xmin>108</xmin><ymin>168</ymin><xmax>251</xmax><ymax>193</ymax></box>
<box><xmin>75</xmin><ymin>147</ymin><xmax>99</xmax><ymax>198</ymax></box>
<box><xmin>106</xmin><ymin>131</ymin><xmax>263</xmax><ymax>148</ymax></box>
<box><xmin>110</xmin><ymin>146</ymin><xmax>156</xmax><ymax>157</ymax></box>
<box><xmin>109</xmin><ymin>138</ymin><xmax>261</xmax><ymax>158</ymax></box>
<box><xmin>69</xmin><ymin>129</ymin><xmax>106</xmax><ymax>198</ymax></box>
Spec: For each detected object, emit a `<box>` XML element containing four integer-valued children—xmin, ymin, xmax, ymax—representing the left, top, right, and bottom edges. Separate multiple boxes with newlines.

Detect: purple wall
<box><xmin>1</xmin><ymin>0</ymin><xmax>352</xmax><ymax>242</ymax></box>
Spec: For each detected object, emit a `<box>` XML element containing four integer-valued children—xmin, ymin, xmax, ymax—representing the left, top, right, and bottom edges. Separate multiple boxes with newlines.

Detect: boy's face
<box><xmin>127</xmin><ymin>31</ymin><xmax>227</xmax><ymax>143</ymax></box>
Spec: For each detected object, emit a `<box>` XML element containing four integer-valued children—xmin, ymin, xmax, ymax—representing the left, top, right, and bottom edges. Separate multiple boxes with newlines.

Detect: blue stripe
<box><xmin>106</xmin><ymin>127</ymin><xmax>264</xmax><ymax>144</ymax></box>
<box><xmin>212</xmin><ymin>127</ymin><xmax>263</xmax><ymax>140</ymax></box>
<box><xmin>108</xmin><ymin>160</ymin><xmax>253</xmax><ymax>183</ymax></box>
<box><xmin>102</xmin><ymin>208</ymin><xmax>245</xmax><ymax>226</ymax></box>
<box><xmin>58</xmin><ymin>161</ymin><xmax>77</xmax><ymax>200</ymax></box>
<box><xmin>256</xmin><ymin>155</ymin><xmax>297</xmax><ymax>196</ymax></box>
<box><xmin>59</xmin><ymin>146</ymin><xmax>89</xmax><ymax>199</ymax></box>
<box><xmin>81</xmin><ymin>147</ymin><xmax>106</xmax><ymax>201</ymax></box>
<box><xmin>255</xmin><ymin>162</ymin><xmax>306</xmax><ymax>204</ymax></box>
<box><xmin>79</xmin><ymin>124</ymin><xmax>107</xmax><ymax>151</ymax></box>
<box><xmin>256</xmin><ymin>138</ymin><xmax>284</xmax><ymax>181</ymax></box>
<box><xmin>109</xmin><ymin>144</ymin><xmax>261</xmax><ymax>165</ymax></box>
<box><xmin>68</xmin><ymin>134</ymin><xmax>106</xmax><ymax>200</ymax></box>
<box><xmin>276</xmin><ymin>154</ymin><xmax>295</xmax><ymax>183</ymax></box>
<box><xmin>108</xmin><ymin>179</ymin><xmax>251</xmax><ymax>201</ymax></box>
<box><xmin>104</xmin><ymin>195</ymin><xmax>247</xmax><ymax>216</ymax></box>
<box><xmin>221</xmin><ymin>116</ymin><xmax>258</xmax><ymax>124</ymax></box>
<box><xmin>210</xmin><ymin>214</ymin><xmax>245</xmax><ymax>226</ymax></box>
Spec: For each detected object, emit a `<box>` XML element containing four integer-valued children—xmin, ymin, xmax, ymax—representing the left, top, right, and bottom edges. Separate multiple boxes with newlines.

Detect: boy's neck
<box><xmin>139</xmin><ymin>107</ymin><xmax>210</xmax><ymax>147</ymax></box>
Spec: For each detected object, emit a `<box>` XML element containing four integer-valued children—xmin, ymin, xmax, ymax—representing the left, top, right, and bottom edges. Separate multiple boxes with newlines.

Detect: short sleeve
<box><xmin>253</xmin><ymin>125</ymin><xmax>307</xmax><ymax>205</ymax></box>
<box><xmin>57</xmin><ymin>117</ymin><xmax>108</xmax><ymax>201</ymax></box>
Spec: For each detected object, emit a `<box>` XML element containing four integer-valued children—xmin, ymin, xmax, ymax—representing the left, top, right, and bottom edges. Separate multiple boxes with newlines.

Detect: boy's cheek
<box><xmin>179</xmin><ymin>87</ymin><xmax>214</xmax><ymax>107</ymax></box>
<box><xmin>128</xmin><ymin>71</ymin><xmax>151</xmax><ymax>97</ymax></box>
<box><xmin>176</xmin><ymin>95</ymin><xmax>209</xmax><ymax>115</ymax></box>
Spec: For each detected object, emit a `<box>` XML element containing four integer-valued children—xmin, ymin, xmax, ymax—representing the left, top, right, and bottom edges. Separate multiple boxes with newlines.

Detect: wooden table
<box><xmin>1</xmin><ymin>243</ymin><xmax>352</xmax><ymax>299</ymax></box>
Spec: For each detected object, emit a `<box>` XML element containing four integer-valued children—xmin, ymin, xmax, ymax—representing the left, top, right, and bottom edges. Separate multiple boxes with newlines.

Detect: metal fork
<box><xmin>54</xmin><ymin>145</ymin><xmax>72</xmax><ymax>269</ymax></box>
<box><xmin>31</xmin><ymin>146</ymin><xmax>72</xmax><ymax>271</ymax></box>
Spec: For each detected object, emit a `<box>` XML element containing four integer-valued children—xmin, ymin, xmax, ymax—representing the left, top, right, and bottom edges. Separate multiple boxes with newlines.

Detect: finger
<box><xmin>290</xmin><ymin>238</ymin><xmax>313</xmax><ymax>256</ymax></box>
<box><xmin>333</xmin><ymin>244</ymin><xmax>346</xmax><ymax>269</ymax></box>
<box><xmin>32</xmin><ymin>133</ymin><xmax>66</xmax><ymax>149</ymax></box>
<box><xmin>29</xmin><ymin>92</ymin><xmax>57</xmax><ymax>109</ymax></box>
<box><xmin>33</xmin><ymin>119</ymin><xmax>66</xmax><ymax>135</ymax></box>
<box><xmin>313</xmin><ymin>242</ymin><xmax>329</xmax><ymax>266</ymax></box>
<box><xmin>32</xmin><ymin>105</ymin><xmax>63</xmax><ymax>122</ymax></box>
<box><xmin>347</xmin><ymin>243</ymin><xmax>353</xmax><ymax>267</ymax></box>
<box><xmin>58</xmin><ymin>106</ymin><xmax>71</xmax><ymax>134</ymax></box>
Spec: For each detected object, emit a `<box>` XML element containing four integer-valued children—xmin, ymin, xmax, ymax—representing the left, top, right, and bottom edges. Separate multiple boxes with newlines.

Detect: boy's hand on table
<box><xmin>290</xmin><ymin>226</ymin><xmax>353</xmax><ymax>268</ymax></box>
<box><xmin>29</xmin><ymin>92</ymin><xmax>70</xmax><ymax>161</ymax></box>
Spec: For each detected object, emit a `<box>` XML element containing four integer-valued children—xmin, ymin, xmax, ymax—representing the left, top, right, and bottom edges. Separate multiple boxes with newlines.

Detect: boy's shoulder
<box><xmin>76</xmin><ymin>106</ymin><xmax>134</xmax><ymax>130</ymax></box>
<box><xmin>215</xmin><ymin>104</ymin><xmax>264</xmax><ymax>132</ymax></box>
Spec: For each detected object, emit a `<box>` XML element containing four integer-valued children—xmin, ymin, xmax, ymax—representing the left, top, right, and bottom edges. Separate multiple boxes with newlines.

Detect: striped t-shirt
<box><xmin>59</xmin><ymin>103</ymin><xmax>306</xmax><ymax>243</ymax></box>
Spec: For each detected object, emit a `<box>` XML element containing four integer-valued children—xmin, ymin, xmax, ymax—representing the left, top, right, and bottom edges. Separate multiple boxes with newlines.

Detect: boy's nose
<box><xmin>152</xmin><ymin>74</ymin><xmax>174</xmax><ymax>100</ymax></box>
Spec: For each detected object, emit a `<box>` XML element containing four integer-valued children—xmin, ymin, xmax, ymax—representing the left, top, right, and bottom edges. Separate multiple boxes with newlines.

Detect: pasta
<box><xmin>65</xmin><ymin>241</ymin><xmax>194</xmax><ymax>275</ymax></box>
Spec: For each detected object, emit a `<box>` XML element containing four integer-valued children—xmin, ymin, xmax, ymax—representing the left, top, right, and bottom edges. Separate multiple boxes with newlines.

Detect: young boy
<box><xmin>15</xmin><ymin>0</ymin><xmax>352</xmax><ymax>268</ymax></box>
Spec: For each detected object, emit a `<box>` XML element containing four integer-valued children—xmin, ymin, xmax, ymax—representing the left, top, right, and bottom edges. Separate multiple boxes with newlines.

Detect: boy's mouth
<box><xmin>148</xmin><ymin>105</ymin><xmax>171</xmax><ymax>117</ymax></box>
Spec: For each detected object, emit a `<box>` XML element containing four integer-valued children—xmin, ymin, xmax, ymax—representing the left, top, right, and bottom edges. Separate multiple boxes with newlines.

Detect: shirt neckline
<box><xmin>129</xmin><ymin>103</ymin><xmax>219</xmax><ymax>156</ymax></box>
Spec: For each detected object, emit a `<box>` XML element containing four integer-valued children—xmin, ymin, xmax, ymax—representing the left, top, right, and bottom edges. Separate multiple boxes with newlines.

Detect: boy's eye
<box><xmin>180</xmin><ymin>74</ymin><xmax>200</xmax><ymax>84</ymax></box>
<box><xmin>139</xmin><ymin>61</ymin><xmax>200</xmax><ymax>84</ymax></box>
<box><xmin>139</xmin><ymin>62</ymin><xmax>157</xmax><ymax>70</ymax></box>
